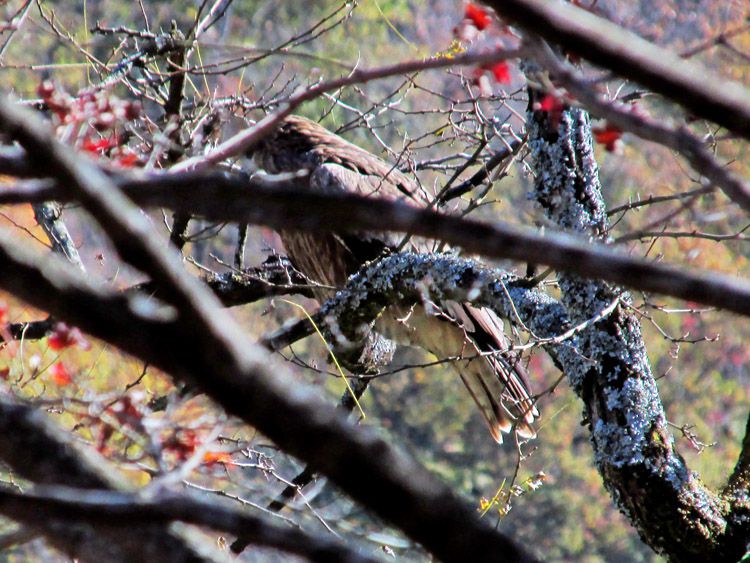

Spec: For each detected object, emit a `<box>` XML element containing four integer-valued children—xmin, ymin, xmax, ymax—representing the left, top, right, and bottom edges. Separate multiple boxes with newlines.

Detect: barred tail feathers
<box><xmin>377</xmin><ymin>302</ymin><xmax>538</xmax><ymax>444</ymax></box>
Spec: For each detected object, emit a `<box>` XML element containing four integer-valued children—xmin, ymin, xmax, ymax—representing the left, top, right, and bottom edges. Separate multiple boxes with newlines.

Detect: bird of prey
<box><xmin>253</xmin><ymin>115</ymin><xmax>537</xmax><ymax>443</ymax></box>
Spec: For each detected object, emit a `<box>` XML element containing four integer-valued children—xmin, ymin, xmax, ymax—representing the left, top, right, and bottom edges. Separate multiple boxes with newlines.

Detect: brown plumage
<box><xmin>254</xmin><ymin>115</ymin><xmax>538</xmax><ymax>443</ymax></box>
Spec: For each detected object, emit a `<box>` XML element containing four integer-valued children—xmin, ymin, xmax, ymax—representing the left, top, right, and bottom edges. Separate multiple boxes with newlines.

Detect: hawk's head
<box><xmin>253</xmin><ymin>115</ymin><xmax>336</xmax><ymax>174</ymax></box>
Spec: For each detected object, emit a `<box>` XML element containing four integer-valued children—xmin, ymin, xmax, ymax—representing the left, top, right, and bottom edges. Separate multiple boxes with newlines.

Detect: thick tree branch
<box><xmin>525</xmin><ymin>96</ymin><xmax>746</xmax><ymax>559</ymax></box>
<box><xmin>0</xmin><ymin>486</ymin><xmax>376</xmax><ymax>563</ymax></box>
<box><xmin>4</xmin><ymin>171</ymin><xmax>750</xmax><ymax>317</ymax></box>
<box><xmin>0</xmin><ymin>146</ymin><xmax>37</xmax><ymax>177</ymax></box>
<box><xmin>0</xmin><ymin>257</ymin><xmax>311</xmax><ymax>346</ymax></box>
<box><xmin>0</xmin><ymin>97</ymin><xmax>227</xmax><ymax>323</ymax></box>
<box><xmin>232</xmin><ymin>377</ymin><xmax>372</xmax><ymax>554</ymax></box>
<box><xmin>3</xmin><ymin>317</ymin><xmax>54</xmax><ymax>342</ymax></box>
<box><xmin>484</xmin><ymin>0</ymin><xmax>750</xmax><ymax>141</ymax></box>
<box><xmin>725</xmin><ymin>410</ymin><xmax>750</xmax><ymax>503</ymax></box>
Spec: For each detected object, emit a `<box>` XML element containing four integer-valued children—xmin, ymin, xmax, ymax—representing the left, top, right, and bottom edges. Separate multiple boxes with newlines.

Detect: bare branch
<box><xmin>0</xmin><ymin>181</ymin><xmax>537</xmax><ymax>563</ymax></box>
<box><xmin>0</xmin><ymin>485</ymin><xmax>377</xmax><ymax>563</ymax></box>
<box><xmin>0</xmin><ymin>394</ymin><xmax>209</xmax><ymax>561</ymax></box>
<box><xmin>4</xmin><ymin>169</ymin><xmax>750</xmax><ymax>317</ymax></box>
<box><xmin>171</xmin><ymin>47</ymin><xmax>524</xmax><ymax>172</ymax></box>
<box><xmin>484</xmin><ymin>0</ymin><xmax>750</xmax><ymax>140</ymax></box>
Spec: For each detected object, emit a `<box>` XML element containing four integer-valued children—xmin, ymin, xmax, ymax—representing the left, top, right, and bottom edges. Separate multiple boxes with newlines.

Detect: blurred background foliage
<box><xmin>1</xmin><ymin>0</ymin><xmax>750</xmax><ymax>561</ymax></box>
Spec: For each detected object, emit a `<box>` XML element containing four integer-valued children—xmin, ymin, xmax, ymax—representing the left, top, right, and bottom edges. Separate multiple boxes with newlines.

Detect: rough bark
<box><xmin>525</xmin><ymin>92</ymin><xmax>748</xmax><ymax>560</ymax></box>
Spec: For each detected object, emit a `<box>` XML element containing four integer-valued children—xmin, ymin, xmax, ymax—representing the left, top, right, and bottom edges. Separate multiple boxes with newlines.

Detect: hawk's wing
<box><xmin>310</xmin><ymin>162</ymin><xmax>418</xmax><ymax>250</ymax></box>
<box><xmin>458</xmin><ymin>303</ymin><xmax>538</xmax><ymax>439</ymax></box>
<box><xmin>254</xmin><ymin>114</ymin><xmax>427</xmax><ymax>204</ymax></box>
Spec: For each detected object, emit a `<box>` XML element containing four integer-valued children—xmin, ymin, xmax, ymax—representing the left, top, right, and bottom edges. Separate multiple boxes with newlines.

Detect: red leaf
<box><xmin>592</xmin><ymin>123</ymin><xmax>623</xmax><ymax>152</ymax></box>
<box><xmin>489</xmin><ymin>61</ymin><xmax>511</xmax><ymax>84</ymax></box>
<box><xmin>204</xmin><ymin>451</ymin><xmax>233</xmax><ymax>466</ymax></box>
<box><xmin>730</xmin><ymin>349</ymin><xmax>747</xmax><ymax>367</ymax></box>
<box><xmin>113</xmin><ymin>152</ymin><xmax>140</xmax><ymax>168</ymax></box>
<box><xmin>534</xmin><ymin>94</ymin><xmax>566</xmax><ymax>129</ymax></box>
<box><xmin>465</xmin><ymin>3</ymin><xmax>492</xmax><ymax>31</ymax></box>
<box><xmin>536</xmin><ymin>94</ymin><xmax>564</xmax><ymax>113</ymax></box>
<box><xmin>50</xmin><ymin>361</ymin><xmax>73</xmax><ymax>386</ymax></box>
<box><xmin>681</xmin><ymin>314</ymin><xmax>698</xmax><ymax>332</ymax></box>
<box><xmin>48</xmin><ymin>322</ymin><xmax>90</xmax><ymax>351</ymax></box>
<box><xmin>37</xmin><ymin>81</ymin><xmax>70</xmax><ymax>121</ymax></box>
<box><xmin>81</xmin><ymin>135</ymin><xmax>120</xmax><ymax>154</ymax></box>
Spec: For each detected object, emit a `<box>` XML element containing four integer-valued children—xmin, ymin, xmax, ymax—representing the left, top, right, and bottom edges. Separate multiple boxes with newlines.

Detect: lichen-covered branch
<box><xmin>311</xmin><ymin>253</ymin><xmax>565</xmax><ymax>350</ymax></box>
<box><xmin>525</xmin><ymin>94</ymin><xmax>746</xmax><ymax>560</ymax></box>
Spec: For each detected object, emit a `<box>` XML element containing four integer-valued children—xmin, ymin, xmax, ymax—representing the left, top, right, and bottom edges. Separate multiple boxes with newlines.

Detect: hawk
<box><xmin>254</xmin><ymin>115</ymin><xmax>538</xmax><ymax>443</ymax></box>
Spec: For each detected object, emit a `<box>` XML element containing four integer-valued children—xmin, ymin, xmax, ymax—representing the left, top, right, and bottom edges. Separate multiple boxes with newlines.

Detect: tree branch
<box><xmin>171</xmin><ymin>47</ymin><xmax>524</xmax><ymax>172</ymax></box>
<box><xmin>0</xmin><ymin>485</ymin><xmax>376</xmax><ymax>563</ymax></box>
<box><xmin>484</xmin><ymin>0</ymin><xmax>750</xmax><ymax>140</ymax></box>
<box><xmin>0</xmin><ymin>395</ymin><xmax>209</xmax><ymax>562</ymax></box>
<box><xmin>524</xmin><ymin>92</ymin><xmax>746</xmax><ymax>559</ymax></box>
<box><xmin>4</xmin><ymin>170</ymin><xmax>750</xmax><ymax>318</ymax></box>
<box><xmin>133</xmin><ymin>253</ymin><xmax>315</xmax><ymax>307</ymax></box>
<box><xmin>0</xmin><ymin>102</ymin><xmax>537</xmax><ymax>561</ymax></box>
<box><xmin>0</xmin><ymin>257</ymin><xmax>311</xmax><ymax>347</ymax></box>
